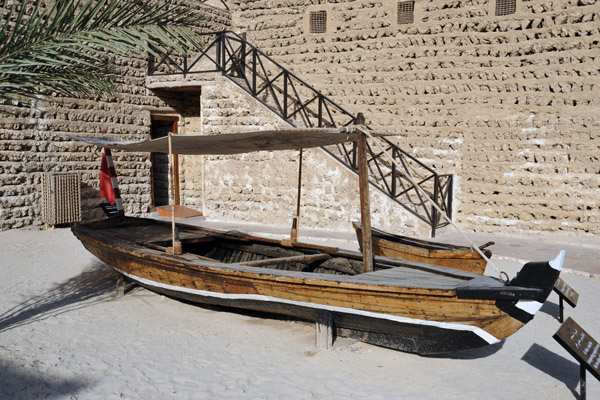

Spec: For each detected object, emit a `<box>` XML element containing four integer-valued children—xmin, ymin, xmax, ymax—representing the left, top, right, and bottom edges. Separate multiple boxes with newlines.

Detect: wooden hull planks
<box><xmin>353</xmin><ymin>221</ymin><xmax>492</xmax><ymax>274</ymax></box>
<box><xmin>72</xmin><ymin>217</ymin><xmax>561</xmax><ymax>355</ymax></box>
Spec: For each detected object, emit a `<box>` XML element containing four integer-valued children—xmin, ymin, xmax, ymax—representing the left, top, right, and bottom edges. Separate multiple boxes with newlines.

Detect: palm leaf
<box><xmin>0</xmin><ymin>0</ymin><xmax>206</xmax><ymax>102</ymax></box>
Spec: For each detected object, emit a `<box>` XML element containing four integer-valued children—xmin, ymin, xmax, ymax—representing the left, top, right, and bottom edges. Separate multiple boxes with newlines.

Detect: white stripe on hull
<box><xmin>515</xmin><ymin>300</ymin><xmax>543</xmax><ymax>315</ymax></box>
<box><xmin>115</xmin><ymin>268</ymin><xmax>501</xmax><ymax>345</ymax></box>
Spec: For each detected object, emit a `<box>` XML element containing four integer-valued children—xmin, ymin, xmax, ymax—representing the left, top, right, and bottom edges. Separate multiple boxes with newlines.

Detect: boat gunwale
<box><xmin>76</xmin><ymin>228</ymin><xmax>466</xmax><ymax>296</ymax></box>
<box><xmin>73</xmin><ymin>218</ymin><xmax>544</xmax><ymax>301</ymax></box>
<box><xmin>352</xmin><ymin>221</ymin><xmax>492</xmax><ymax>259</ymax></box>
<box><xmin>72</xmin><ymin>218</ymin><xmax>496</xmax><ymax>296</ymax></box>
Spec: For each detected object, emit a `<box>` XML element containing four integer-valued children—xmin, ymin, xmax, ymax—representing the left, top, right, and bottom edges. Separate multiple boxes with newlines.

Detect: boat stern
<box><xmin>503</xmin><ymin>250</ymin><xmax>564</xmax><ymax>321</ymax></box>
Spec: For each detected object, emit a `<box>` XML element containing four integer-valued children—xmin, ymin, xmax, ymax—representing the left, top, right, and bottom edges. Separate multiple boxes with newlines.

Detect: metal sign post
<box><xmin>553</xmin><ymin>317</ymin><xmax>600</xmax><ymax>400</ymax></box>
<box><xmin>553</xmin><ymin>277</ymin><xmax>579</xmax><ymax>323</ymax></box>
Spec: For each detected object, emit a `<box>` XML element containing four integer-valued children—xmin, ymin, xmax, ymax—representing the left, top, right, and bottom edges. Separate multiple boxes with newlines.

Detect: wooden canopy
<box><xmin>70</xmin><ymin>125</ymin><xmax>382</xmax><ymax>272</ymax></box>
<box><xmin>68</xmin><ymin>128</ymin><xmax>359</xmax><ymax>155</ymax></box>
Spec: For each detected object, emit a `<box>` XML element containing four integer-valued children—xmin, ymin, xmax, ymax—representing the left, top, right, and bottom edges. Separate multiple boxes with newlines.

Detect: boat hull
<box><xmin>133</xmin><ymin>276</ymin><xmax>499</xmax><ymax>354</ymax></box>
<box><xmin>112</xmin><ymin>264</ymin><xmax>505</xmax><ymax>355</ymax></box>
<box><xmin>73</xmin><ymin>217</ymin><xmax>557</xmax><ymax>355</ymax></box>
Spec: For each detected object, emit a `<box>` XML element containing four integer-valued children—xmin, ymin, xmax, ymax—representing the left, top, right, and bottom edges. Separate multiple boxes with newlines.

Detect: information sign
<box><xmin>553</xmin><ymin>277</ymin><xmax>579</xmax><ymax>322</ymax></box>
<box><xmin>553</xmin><ymin>317</ymin><xmax>600</xmax><ymax>400</ymax></box>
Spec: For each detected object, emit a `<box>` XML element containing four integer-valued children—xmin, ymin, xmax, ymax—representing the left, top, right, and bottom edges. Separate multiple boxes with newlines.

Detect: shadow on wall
<box><xmin>0</xmin><ymin>361</ymin><xmax>94</xmax><ymax>400</ymax></box>
<box><xmin>81</xmin><ymin>181</ymin><xmax>107</xmax><ymax>221</ymax></box>
<box><xmin>0</xmin><ymin>262</ymin><xmax>119</xmax><ymax>333</ymax></box>
<box><xmin>150</xmin><ymin>89</ymin><xmax>201</xmax><ymax>118</ymax></box>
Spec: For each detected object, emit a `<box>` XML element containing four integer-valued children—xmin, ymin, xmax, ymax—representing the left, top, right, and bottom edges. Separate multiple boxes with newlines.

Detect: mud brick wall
<box><xmin>230</xmin><ymin>0</ymin><xmax>600</xmax><ymax>236</ymax></box>
<box><xmin>179</xmin><ymin>75</ymin><xmax>421</xmax><ymax>233</ymax></box>
<box><xmin>0</xmin><ymin>3</ymin><xmax>230</xmax><ymax>230</ymax></box>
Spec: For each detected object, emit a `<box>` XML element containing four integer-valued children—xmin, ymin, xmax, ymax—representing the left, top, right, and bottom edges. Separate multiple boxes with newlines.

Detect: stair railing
<box><xmin>148</xmin><ymin>30</ymin><xmax>453</xmax><ymax>237</ymax></box>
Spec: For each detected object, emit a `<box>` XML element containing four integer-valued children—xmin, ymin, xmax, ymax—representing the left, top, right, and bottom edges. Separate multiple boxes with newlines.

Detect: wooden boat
<box><xmin>70</xmin><ymin>127</ymin><xmax>564</xmax><ymax>355</ymax></box>
<box><xmin>73</xmin><ymin>216</ymin><xmax>563</xmax><ymax>355</ymax></box>
<box><xmin>353</xmin><ymin>221</ymin><xmax>493</xmax><ymax>275</ymax></box>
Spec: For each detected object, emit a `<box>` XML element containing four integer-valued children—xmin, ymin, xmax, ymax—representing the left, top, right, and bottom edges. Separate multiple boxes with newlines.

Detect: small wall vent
<box><xmin>495</xmin><ymin>0</ymin><xmax>516</xmax><ymax>16</ymax></box>
<box><xmin>397</xmin><ymin>1</ymin><xmax>415</xmax><ymax>25</ymax></box>
<box><xmin>309</xmin><ymin>10</ymin><xmax>327</xmax><ymax>34</ymax></box>
<box><xmin>41</xmin><ymin>172</ymin><xmax>81</xmax><ymax>227</ymax></box>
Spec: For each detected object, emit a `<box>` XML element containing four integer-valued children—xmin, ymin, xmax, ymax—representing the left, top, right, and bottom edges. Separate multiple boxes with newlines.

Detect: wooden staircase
<box><xmin>147</xmin><ymin>31</ymin><xmax>453</xmax><ymax>237</ymax></box>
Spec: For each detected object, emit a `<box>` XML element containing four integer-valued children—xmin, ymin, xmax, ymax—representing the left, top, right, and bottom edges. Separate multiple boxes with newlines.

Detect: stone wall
<box><xmin>229</xmin><ymin>0</ymin><xmax>600</xmax><ymax>236</ymax></box>
<box><xmin>0</xmin><ymin>3</ymin><xmax>230</xmax><ymax>230</ymax></box>
<box><xmin>4</xmin><ymin>0</ymin><xmax>598</xmax><ymax>237</ymax></box>
<box><xmin>178</xmin><ymin>75</ymin><xmax>421</xmax><ymax>233</ymax></box>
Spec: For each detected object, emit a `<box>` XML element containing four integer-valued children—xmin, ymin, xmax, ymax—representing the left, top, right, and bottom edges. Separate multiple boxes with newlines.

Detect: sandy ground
<box><xmin>1</xmin><ymin>227</ymin><xmax>599</xmax><ymax>399</ymax></box>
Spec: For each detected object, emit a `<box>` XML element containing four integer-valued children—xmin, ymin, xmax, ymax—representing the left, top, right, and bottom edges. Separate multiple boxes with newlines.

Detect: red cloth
<box><xmin>99</xmin><ymin>149</ymin><xmax>116</xmax><ymax>205</ymax></box>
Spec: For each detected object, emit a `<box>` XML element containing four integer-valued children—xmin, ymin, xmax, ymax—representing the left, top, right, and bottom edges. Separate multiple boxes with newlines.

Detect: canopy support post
<box><xmin>355</xmin><ymin>114</ymin><xmax>373</xmax><ymax>273</ymax></box>
<box><xmin>173</xmin><ymin>120</ymin><xmax>180</xmax><ymax>206</ymax></box>
<box><xmin>173</xmin><ymin>154</ymin><xmax>180</xmax><ymax>205</ymax></box>
<box><xmin>290</xmin><ymin>149</ymin><xmax>303</xmax><ymax>242</ymax></box>
<box><xmin>168</xmin><ymin>133</ymin><xmax>182</xmax><ymax>255</ymax></box>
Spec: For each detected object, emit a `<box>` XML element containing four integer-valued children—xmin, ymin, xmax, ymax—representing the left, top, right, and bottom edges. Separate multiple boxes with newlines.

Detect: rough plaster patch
<box><xmin>528</xmin><ymin>139</ymin><xmax>546</xmax><ymax>145</ymax></box>
<box><xmin>443</xmin><ymin>138</ymin><xmax>463</xmax><ymax>145</ymax></box>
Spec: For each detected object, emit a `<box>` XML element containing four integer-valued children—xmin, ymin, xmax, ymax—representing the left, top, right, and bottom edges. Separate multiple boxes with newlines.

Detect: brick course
<box><xmin>0</xmin><ymin>3</ymin><xmax>230</xmax><ymax>230</ymax></box>
<box><xmin>2</xmin><ymin>0</ymin><xmax>598</xmax><ymax>238</ymax></box>
<box><xmin>227</xmin><ymin>0</ymin><xmax>600</xmax><ymax>236</ymax></box>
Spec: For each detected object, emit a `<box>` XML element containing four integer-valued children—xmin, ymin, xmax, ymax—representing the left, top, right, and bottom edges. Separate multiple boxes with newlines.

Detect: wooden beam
<box><xmin>168</xmin><ymin>133</ymin><xmax>182</xmax><ymax>255</ymax></box>
<box><xmin>173</xmin><ymin>120</ymin><xmax>180</xmax><ymax>205</ymax></box>
<box><xmin>173</xmin><ymin>154</ymin><xmax>180</xmax><ymax>205</ymax></box>
<box><xmin>355</xmin><ymin>116</ymin><xmax>373</xmax><ymax>273</ymax></box>
<box><xmin>241</xmin><ymin>253</ymin><xmax>330</xmax><ymax>267</ymax></box>
<box><xmin>290</xmin><ymin>149</ymin><xmax>303</xmax><ymax>242</ymax></box>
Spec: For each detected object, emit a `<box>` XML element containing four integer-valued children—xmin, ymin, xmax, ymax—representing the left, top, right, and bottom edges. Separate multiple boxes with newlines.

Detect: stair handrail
<box><xmin>147</xmin><ymin>30</ymin><xmax>453</xmax><ymax>237</ymax></box>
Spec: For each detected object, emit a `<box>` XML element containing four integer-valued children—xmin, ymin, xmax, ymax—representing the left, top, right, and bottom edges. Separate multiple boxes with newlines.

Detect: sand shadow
<box><xmin>0</xmin><ymin>361</ymin><xmax>93</xmax><ymax>399</ymax></box>
<box><xmin>0</xmin><ymin>262</ymin><xmax>119</xmax><ymax>333</ymax></box>
<box><xmin>521</xmin><ymin>343</ymin><xmax>580</xmax><ymax>398</ymax></box>
<box><xmin>540</xmin><ymin>300</ymin><xmax>561</xmax><ymax>321</ymax></box>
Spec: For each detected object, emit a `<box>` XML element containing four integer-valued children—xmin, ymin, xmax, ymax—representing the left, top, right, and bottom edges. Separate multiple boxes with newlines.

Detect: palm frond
<box><xmin>0</xmin><ymin>0</ymin><xmax>206</xmax><ymax>102</ymax></box>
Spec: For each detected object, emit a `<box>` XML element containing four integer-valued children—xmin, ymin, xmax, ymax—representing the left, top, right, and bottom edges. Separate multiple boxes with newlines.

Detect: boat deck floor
<box><xmin>100</xmin><ymin>223</ymin><xmax>211</xmax><ymax>243</ymax></box>
<box><xmin>360</xmin><ymin>268</ymin><xmax>463</xmax><ymax>289</ymax></box>
<box><xmin>92</xmin><ymin>222</ymin><xmax>474</xmax><ymax>290</ymax></box>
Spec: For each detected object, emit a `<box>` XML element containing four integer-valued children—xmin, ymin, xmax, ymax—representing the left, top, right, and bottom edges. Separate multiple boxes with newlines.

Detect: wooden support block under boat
<box><xmin>116</xmin><ymin>275</ymin><xmax>126</xmax><ymax>297</ymax></box>
<box><xmin>316</xmin><ymin>310</ymin><xmax>334</xmax><ymax>350</ymax></box>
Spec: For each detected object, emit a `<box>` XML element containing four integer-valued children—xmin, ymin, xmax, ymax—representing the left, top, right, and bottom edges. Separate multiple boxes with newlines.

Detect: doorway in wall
<box><xmin>150</xmin><ymin>115</ymin><xmax>178</xmax><ymax>207</ymax></box>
